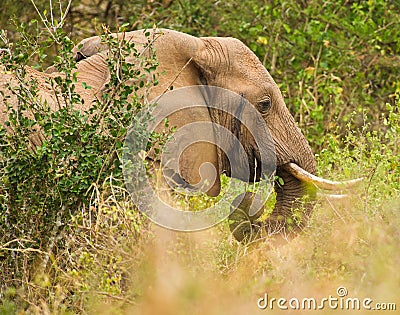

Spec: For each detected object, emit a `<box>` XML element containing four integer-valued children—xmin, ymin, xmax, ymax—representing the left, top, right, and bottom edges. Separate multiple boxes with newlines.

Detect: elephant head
<box><xmin>70</xmin><ymin>29</ymin><xmax>361</xmax><ymax>241</ymax></box>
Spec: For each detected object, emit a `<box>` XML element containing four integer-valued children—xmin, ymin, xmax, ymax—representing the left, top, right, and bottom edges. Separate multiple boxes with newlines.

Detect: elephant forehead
<box><xmin>225</xmin><ymin>42</ymin><xmax>276</xmax><ymax>87</ymax></box>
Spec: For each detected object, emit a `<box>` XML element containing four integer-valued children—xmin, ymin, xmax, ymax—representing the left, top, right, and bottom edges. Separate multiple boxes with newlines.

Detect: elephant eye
<box><xmin>258</xmin><ymin>98</ymin><xmax>272</xmax><ymax>112</ymax></box>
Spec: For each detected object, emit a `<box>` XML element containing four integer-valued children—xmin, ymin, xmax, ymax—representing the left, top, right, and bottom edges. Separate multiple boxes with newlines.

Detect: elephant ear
<box><xmin>151</xmin><ymin>86</ymin><xmax>221</xmax><ymax>197</ymax></box>
<box><xmin>176</xmin><ymin>35</ymin><xmax>233</xmax><ymax>84</ymax></box>
<box><xmin>70</xmin><ymin>31</ymin><xmax>223</xmax><ymax>197</ymax></box>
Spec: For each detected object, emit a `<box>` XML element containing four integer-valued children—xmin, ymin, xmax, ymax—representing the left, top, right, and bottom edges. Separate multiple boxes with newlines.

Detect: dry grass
<box><xmin>54</xmin><ymin>191</ymin><xmax>399</xmax><ymax>314</ymax></box>
<box><xmin>2</xmin><ymin>166</ymin><xmax>399</xmax><ymax>314</ymax></box>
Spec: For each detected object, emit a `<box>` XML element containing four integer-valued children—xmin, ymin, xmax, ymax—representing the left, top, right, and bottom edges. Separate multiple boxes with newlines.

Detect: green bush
<box><xmin>0</xmin><ymin>20</ymin><xmax>157</xmax><ymax>311</ymax></box>
<box><xmin>4</xmin><ymin>0</ymin><xmax>398</xmax><ymax>150</ymax></box>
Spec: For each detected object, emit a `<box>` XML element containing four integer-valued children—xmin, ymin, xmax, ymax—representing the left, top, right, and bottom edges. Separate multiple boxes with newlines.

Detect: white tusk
<box><xmin>317</xmin><ymin>192</ymin><xmax>350</xmax><ymax>200</ymax></box>
<box><xmin>283</xmin><ymin>163</ymin><xmax>364</xmax><ymax>190</ymax></box>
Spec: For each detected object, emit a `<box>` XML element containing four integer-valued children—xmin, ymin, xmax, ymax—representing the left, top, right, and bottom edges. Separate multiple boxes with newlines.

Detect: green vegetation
<box><xmin>1</xmin><ymin>0</ymin><xmax>399</xmax><ymax>314</ymax></box>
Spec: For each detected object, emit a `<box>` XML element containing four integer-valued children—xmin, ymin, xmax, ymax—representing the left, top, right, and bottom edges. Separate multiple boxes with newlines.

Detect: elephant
<box><xmin>71</xmin><ymin>29</ymin><xmax>362</xmax><ymax>241</ymax></box>
<box><xmin>0</xmin><ymin>29</ymin><xmax>361</xmax><ymax>242</ymax></box>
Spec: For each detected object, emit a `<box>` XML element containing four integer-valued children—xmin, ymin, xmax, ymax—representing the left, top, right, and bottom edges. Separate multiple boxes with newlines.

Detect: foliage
<box><xmin>2</xmin><ymin>0</ymin><xmax>399</xmax><ymax>149</ymax></box>
<box><xmin>0</xmin><ymin>0</ymin><xmax>399</xmax><ymax>314</ymax></box>
<box><xmin>0</xmin><ymin>15</ymin><xmax>157</xmax><ymax>313</ymax></box>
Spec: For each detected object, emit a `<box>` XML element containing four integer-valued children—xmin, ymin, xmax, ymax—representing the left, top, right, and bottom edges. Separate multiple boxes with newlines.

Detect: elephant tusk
<box><xmin>317</xmin><ymin>192</ymin><xmax>350</xmax><ymax>200</ymax></box>
<box><xmin>283</xmin><ymin>163</ymin><xmax>364</xmax><ymax>190</ymax></box>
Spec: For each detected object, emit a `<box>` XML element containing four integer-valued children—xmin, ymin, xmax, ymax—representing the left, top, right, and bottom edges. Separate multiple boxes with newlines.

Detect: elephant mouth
<box><xmin>244</xmin><ymin>147</ymin><xmax>276</xmax><ymax>183</ymax></box>
<box><xmin>235</xmin><ymin>153</ymin><xmax>269</xmax><ymax>183</ymax></box>
<box><xmin>248</xmin><ymin>150</ymin><xmax>262</xmax><ymax>182</ymax></box>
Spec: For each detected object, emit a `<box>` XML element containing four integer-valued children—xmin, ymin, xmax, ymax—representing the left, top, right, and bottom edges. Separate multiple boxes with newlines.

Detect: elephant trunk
<box><xmin>258</xmin><ymin>103</ymin><xmax>317</xmax><ymax>236</ymax></box>
<box><xmin>266</xmin><ymin>160</ymin><xmax>363</xmax><ymax>238</ymax></box>
<box><xmin>267</xmin><ymin>166</ymin><xmax>315</xmax><ymax>236</ymax></box>
<box><xmin>265</xmin><ymin>149</ymin><xmax>316</xmax><ymax>237</ymax></box>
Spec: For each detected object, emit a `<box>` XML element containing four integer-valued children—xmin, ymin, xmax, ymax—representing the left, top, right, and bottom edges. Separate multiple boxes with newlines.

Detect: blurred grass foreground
<box><xmin>0</xmin><ymin>0</ymin><xmax>399</xmax><ymax>314</ymax></box>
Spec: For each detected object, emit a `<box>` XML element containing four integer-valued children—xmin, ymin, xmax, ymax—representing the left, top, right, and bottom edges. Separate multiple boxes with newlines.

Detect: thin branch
<box><xmin>30</xmin><ymin>0</ymin><xmax>57</xmax><ymax>42</ymax></box>
<box><xmin>29</xmin><ymin>0</ymin><xmax>73</xmax><ymax>41</ymax></box>
<box><xmin>50</xmin><ymin>0</ymin><xmax>54</xmax><ymax>31</ymax></box>
<box><xmin>159</xmin><ymin>57</ymin><xmax>193</xmax><ymax>98</ymax></box>
<box><xmin>90</xmin><ymin>291</ymin><xmax>138</xmax><ymax>305</ymax></box>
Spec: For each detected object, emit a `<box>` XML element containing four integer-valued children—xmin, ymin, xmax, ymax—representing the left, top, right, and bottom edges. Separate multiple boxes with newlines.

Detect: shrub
<box><xmin>0</xmin><ymin>19</ymin><xmax>157</xmax><ymax>312</ymax></box>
